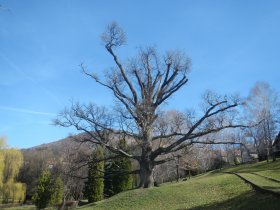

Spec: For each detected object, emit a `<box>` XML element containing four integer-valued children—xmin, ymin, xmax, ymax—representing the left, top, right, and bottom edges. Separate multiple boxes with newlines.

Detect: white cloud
<box><xmin>0</xmin><ymin>106</ymin><xmax>55</xmax><ymax>116</ymax></box>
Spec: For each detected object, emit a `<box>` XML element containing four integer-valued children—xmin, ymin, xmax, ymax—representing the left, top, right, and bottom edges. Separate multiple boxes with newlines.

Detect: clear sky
<box><xmin>0</xmin><ymin>0</ymin><xmax>280</xmax><ymax>148</ymax></box>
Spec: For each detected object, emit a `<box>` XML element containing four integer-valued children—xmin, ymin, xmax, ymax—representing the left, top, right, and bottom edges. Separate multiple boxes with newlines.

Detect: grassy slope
<box><xmin>255</xmin><ymin>170</ymin><xmax>280</xmax><ymax>181</ymax></box>
<box><xmin>221</xmin><ymin>159</ymin><xmax>280</xmax><ymax>173</ymax></box>
<box><xmin>79</xmin><ymin>161</ymin><xmax>280</xmax><ymax>210</ymax></box>
<box><xmin>221</xmin><ymin>159</ymin><xmax>280</xmax><ymax>195</ymax></box>
<box><xmin>238</xmin><ymin>173</ymin><xmax>280</xmax><ymax>193</ymax></box>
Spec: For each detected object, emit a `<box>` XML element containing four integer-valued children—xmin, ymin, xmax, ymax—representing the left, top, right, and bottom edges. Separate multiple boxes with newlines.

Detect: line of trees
<box><xmin>84</xmin><ymin>139</ymin><xmax>133</xmax><ymax>203</ymax></box>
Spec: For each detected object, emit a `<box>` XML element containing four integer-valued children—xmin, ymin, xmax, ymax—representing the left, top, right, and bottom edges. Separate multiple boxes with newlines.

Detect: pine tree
<box><xmin>84</xmin><ymin>146</ymin><xmax>104</xmax><ymax>203</ymax></box>
<box><xmin>104</xmin><ymin>163</ymin><xmax>114</xmax><ymax>197</ymax></box>
<box><xmin>104</xmin><ymin>139</ymin><xmax>133</xmax><ymax>196</ymax></box>
<box><xmin>50</xmin><ymin>175</ymin><xmax>64</xmax><ymax>206</ymax></box>
<box><xmin>32</xmin><ymin>170</ymin><xmax>52</xmax><ymax>209</ymax></box>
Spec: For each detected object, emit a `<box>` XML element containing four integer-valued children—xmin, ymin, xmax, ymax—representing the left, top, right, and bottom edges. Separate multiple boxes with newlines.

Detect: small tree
<box><xmin>50</xmin><ymin>175</ymin><xmax>64</xmax><ymax>206</ymax></box>
<box><xmin>33</xmin><ymin>170</ymin><xmax>52</xmax><ymax>209</ymax></box>
<box><xmin>105</xmin><ymin>139</ymin><xmax>133</xmax><ymax>196</ymax></box>
<box><xmin>84</xmin><ymin>147</ymin><xmax>104</xmax><ymax>203</ymax></box>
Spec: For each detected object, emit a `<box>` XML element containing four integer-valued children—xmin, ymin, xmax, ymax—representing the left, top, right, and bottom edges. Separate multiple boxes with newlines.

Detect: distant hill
<box><xmin>22</xmin><ymin>133</ymin><xmax>95</xmax><ymax>154</ymax></box>
<box><xmin>19</xmin><ymin>133</ymin><xmax>93</xmax><ymax>199</ymax></box>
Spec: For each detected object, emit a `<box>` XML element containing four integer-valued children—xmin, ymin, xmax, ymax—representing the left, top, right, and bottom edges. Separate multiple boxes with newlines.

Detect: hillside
<box><xmin>78</xmin><ymin>160</ymin><xmax>280</xmax><ymax>210</ymax></box>
<box><xmin>22</xmin><ymin>133</ymin><xmax>93</xmax><ymax>153</ymax></box>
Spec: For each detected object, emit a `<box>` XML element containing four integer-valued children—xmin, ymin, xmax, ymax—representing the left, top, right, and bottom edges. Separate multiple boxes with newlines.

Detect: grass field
<box><xmin>78</xmin><ymin>160</ymin><xmax>280</xmax><ymax>210</ymax></box>
<box><xmin>219</xmin><ymin>159</ymin><xmax>280</xmax><ymax>196</ymax></box>
<box><xmin>255</xmin><ymin>170</ymin><xmax>280</xmax><ymax>181</ymax></box>
<box><xmin>1</xmin><ymin>206</ymin><xmax>35</xmax><ymax>210</ymax></box>
<box><xmin>221</xmin><ymin>159</ymin><xmax>280</xmax><ymax>173</ymax></box>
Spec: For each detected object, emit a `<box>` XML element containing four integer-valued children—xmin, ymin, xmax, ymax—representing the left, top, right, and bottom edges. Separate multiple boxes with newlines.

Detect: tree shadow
<box><xmin>177</xmin><ymin>191</ymin><xmax>280</xmax><ymax>210</ymax></box>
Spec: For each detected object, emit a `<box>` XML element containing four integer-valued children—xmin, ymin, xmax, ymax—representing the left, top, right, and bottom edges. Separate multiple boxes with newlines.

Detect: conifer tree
<box><xmin>84</xmin><ymin>146</ymin><xmax>104</xmax><ymax>203</ymax></box>
<box><xmin>32</xmin><ymin>170</ymin><xmax>52</xmax><ymax>209</ymax></box>
<box><xmin>50</xmin><ymin>175</ymin><xmax>64</xmax><ymax>206</ymax></box>
<box><xmin>104</xmin><ymin>139</ymin><xmax>133</xmax><ymax>196</ymax></box>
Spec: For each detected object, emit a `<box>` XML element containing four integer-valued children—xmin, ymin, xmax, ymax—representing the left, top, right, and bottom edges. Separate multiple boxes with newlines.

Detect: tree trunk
<box><xmin>176</xmin><ymin>163</ymin><xmax>179</xmax><ymax>182</ymax></box>
<box><xmin>139</xmin><ymin>160</ymin><xmax>154</xmax><ymax>188</ymax></box>
<box><xmin>138</xmin><ymin>126</ymin><xmax>155</xmax><ymax>188</ymax></box>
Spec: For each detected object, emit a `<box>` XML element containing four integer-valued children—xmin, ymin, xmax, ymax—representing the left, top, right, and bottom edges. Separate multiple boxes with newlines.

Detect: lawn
<box><xmin>221</xmin><ymin>159</ymin><xmax>280</xmax><ymax>195</ymax></box>
<box><xmin>255</xmin><ymin>170</ymin><xmax>280</xmax><ymax>181</ymax></box>
<box><xmin>78</xmin><ymin>161</ymin><xmax>280</xmax><ymax>210</ymax></box>
<box><xmin>1</xmin><ymin>205</ymin><xmax>36</xmax><ymax>210</ymax></box>
<box><xmin>221</xmin><ymin>159</ymin><xmax>280</xmax><ymax>173</ymax></box>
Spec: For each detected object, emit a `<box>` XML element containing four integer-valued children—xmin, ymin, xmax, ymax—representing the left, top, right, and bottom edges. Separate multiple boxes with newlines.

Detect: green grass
<box><xmin>1</xmin><ymin>205</ymin><xmax>60</xmax><ymax>210</ymax></box>
<box><xmin>221</xmin><ymin>159</ymin><xmax>280</xmax><ymax>173</ymax></box>
<box><xmin>1</xmin><ymin>205</ymin><xmax>36</xmax><ymax>210</ymax></box>
<box><xmin>220</xmin><ymin>159</ymin><xmax>280</xmax><ymax>195</ymax></box>
<box><xmin>254</xmin><ymin>170</ymin><xmax>280</xmax><ymax>181</ymax></box>
<box><xmin>78</xmin><ymin>163</ymin><xmax>280</xmax><ymax>210</ymax></box>
<box><xmin>237</xmin><ymin>173</ymin><xmax>280</xmax><ymax>193</ymax></box>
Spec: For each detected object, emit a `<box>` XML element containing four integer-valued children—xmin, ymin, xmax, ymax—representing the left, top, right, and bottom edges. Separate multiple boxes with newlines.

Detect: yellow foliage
<box><xmin>2</xmin><ymin>180</ymin><xmax>26</xmax><ymax>203</ymax></box>
<box><xmin>0</xmin><ymin>138</ymin><xmax>26</xmax><ymax>204</ymax></box>
<box><xmin>0</xmin><ymin>137</ymin><xmax>7</xmax><ymax>149</ymax></box>
<box><xmin>0</xmin><ymin>152</ymin><xmax>3</xmax><ymax>191</ymax></box>
<box><xmin>0</xmin><ymin>137</ymin><xmax>6</xmax><ymax>193</ymax></box>
<box><xmin>3</xmin><ymin>148</ymin><xmax>23</xmax><ymax>182</ymax></box>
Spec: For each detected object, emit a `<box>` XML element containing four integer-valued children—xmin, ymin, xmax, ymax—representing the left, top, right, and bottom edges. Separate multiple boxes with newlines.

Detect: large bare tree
<box><xmin>55</xmin><ymin>22</ymin><xmax>245</xmax><ymax>188</ymax></box>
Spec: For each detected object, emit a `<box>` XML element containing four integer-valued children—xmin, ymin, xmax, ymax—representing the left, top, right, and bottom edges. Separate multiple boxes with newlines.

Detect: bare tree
<box><xmin>55</xmin><ymin>22</ymin><xmax>246</xmax><ymax>188</ymax></box>
<box><xmin>244</xmin><ymin>82</ymin><xmax>280</xmax><ymax>161</ymax></box>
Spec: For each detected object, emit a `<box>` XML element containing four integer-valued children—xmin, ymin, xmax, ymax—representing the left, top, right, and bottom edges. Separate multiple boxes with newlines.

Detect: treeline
<box><xmin>84</xmin><ymin>139</ymin><xmax>133</xmax><ymax>202</ymax></box>
<box><xmin>0</xmin><ymin>137</ymin><xmax>134</xmax><ymax>209</ymax></box>
<box><xmin>30</xmin><ymin>139</ymin><xmax>133</xmax><ymax>208</ymax></box>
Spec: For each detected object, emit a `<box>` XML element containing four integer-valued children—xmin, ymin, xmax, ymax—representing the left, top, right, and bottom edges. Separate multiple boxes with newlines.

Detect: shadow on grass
<box><xmin>178</xmin><ymin>191</ymin><xmax>280</xmax><ymax>210</ymax></box>
<box><xmin>262</xmin><ymin>185</ymin><xmax>280</xmax><ymax>192</ymax></box>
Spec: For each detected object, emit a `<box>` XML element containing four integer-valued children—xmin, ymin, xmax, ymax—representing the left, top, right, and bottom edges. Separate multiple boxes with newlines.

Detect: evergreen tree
<box><xmin>50</xmin><ymin>175</ymin><xmax>64</xmax><ymax>206</ymax></box>
<box><xmin>104</xmin><ymin>139</ymin><xmax>133</xmax><ymax>196</ymax></box>
<box><xmin>32</xmin><ymin>170</ymin><xmax>52</xmax><ymax>209</ymax></box>
<box><xmin>84</xmin><ymin>146</ymin><xmax>104</xmax><ymax>203</ymax></box>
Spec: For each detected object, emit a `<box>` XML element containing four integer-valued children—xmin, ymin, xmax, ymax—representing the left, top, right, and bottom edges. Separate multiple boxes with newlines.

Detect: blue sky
<box><xmin>0</xmin><ymin>0</ymin><xmax>280</xmax><ymax>148</ymax></box>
